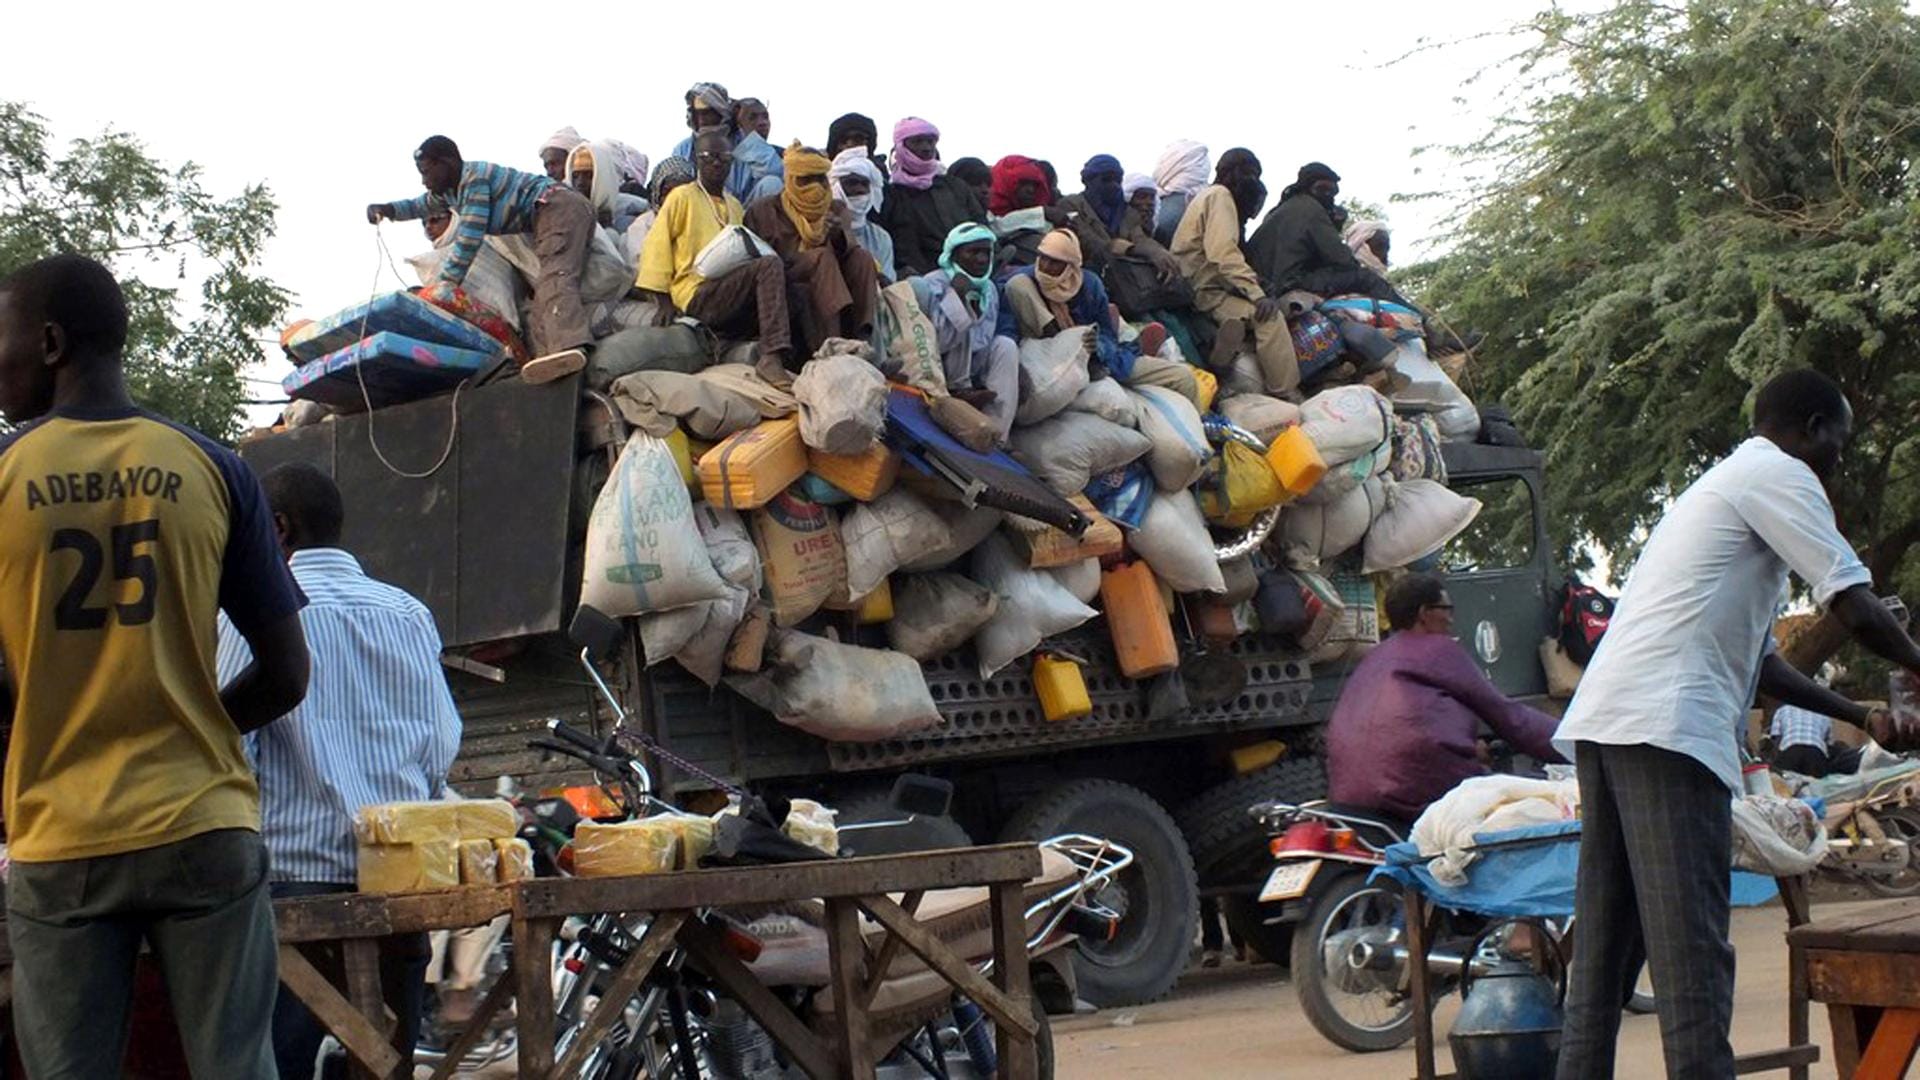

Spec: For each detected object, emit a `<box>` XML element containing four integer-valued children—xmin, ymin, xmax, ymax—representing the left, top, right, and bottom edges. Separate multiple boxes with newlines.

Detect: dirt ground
<box><xmin>1052</xmin><ymin>897</ymin><xmax>1882</xmax><ymax>1080</ymax></box>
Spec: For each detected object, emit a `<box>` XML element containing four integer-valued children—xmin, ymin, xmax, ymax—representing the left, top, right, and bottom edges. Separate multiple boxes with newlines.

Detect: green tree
<box><xmin>1411</xmin><ymin>0</ymin><xmax>1920</xmax><ymax>668</ymax></box>
<box><xmin>0</xmin><ymin>101</ymin><xmax>287</xmax><ymax>440</ymax></box>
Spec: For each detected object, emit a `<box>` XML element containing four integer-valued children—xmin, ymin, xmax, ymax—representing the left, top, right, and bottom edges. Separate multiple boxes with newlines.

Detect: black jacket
<box><xmin>878</xmin><ymin>175</ymin><xmax>988</xmax><ymax>278</ymax></box>
<box><xmin>1247</xmin><ymin>191</ymin><xmax>1359</xmax><ymax>294</ymax></box>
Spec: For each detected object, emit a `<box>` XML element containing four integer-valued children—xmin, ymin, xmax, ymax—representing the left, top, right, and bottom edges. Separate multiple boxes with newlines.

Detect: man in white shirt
<box><xmin>1555</xmin><ymin>370</ymin><xmax>1920</xmax><ymax>1079</ymax></box>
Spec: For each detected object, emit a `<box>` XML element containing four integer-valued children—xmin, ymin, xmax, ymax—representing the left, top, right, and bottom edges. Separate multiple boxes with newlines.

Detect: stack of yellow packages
<box><xmin>355</xmin><ymin>799</ymin><xmax>535</xmax><ymax>894</ymax></box>
<box><xmin>573</xmin><ymin>813</ymin><xmax>716</xmax><ymax>877</ymax></box>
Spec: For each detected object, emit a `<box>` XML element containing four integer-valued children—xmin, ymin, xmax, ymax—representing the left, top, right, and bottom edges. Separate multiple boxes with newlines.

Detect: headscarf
<box><xmin>1080</xmin><ymin>154</ymin><xmax>1126</xmax><ymax>232</ymax></box>
<box><xmin>1345</xmin><ymin>219</ymin><xmax>1390</xmax><ymax>276</ymax></box>
<box><xmin>827</xmin><ymin>112</ymin><xmax>878</xmax><ymax>155</ymax></box>
<box><xmin>938</xmin><ymin>222</ymin><xmax>996</xmax><ymax>292</ymax></box>
<box><xmin>891</xmin><ymin>117</ymin><xmax>942</xmax><ymax>191</ymax></box>
<box><xmin>1034</xmin><ymin>229</ymin><xmax>1085</xmax><ymax>327</ymax></box>
<box><xmin>649</xmin><ymin>156</ymin><xmax>695</xmax><ymax>206</ymax></box>
<box><xmin>541</xmin><ymin>126</ymin><xmax>585</xmax><ymax>156</ymax></box>
<box><xmin>988</xmin><ymin>155</ymin><xmax>1052</xmax><ymax>216</ymax></box>
<box><xmin>830</xmin><ymin>146</ymin><xmax>885</xmax><ymax>218</ymax></box>
<box><xmin>1122</xmin><ymin>172</ymin><xmax>1158</xmax><ymax>215</ymax></box>
<box><xmin>568</xmin><ymin>142</ymin><xmax>624</xmax><ymax>217</ymax></box>
<box><xmin>686</xmin><ymin>82</ymin><xmax>734</xmax><ymax>126</ymax></box>
<box><xmin>1153</xmin><ymin>139</ymin><xmax>1211</xmax><ymax>198</ymax></box>
<box><xmin>603</xmin><ymin>140</ymin><xmax>650</xmax><ymax>189</ymax></box>
<box><xmin>1282</xmin><ymin>161</ymin><xmax>1343</xmax><ymax>203</ymax></box>
<box><xmin>780</xmin><ymin>143</ymin><xmax>835</xmax><ymax>249</ymax></box>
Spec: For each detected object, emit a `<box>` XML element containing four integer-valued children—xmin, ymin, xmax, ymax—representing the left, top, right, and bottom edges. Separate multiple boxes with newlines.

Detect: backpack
<box><xmin>1558</xmin><ymin>578</ymin><xmax>1615</xmax><ymax>666</ymax></box>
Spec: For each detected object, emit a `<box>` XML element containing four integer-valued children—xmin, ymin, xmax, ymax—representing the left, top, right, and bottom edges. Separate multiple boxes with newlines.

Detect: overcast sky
<box><xmin>5</xmin><ymin>0</ymin><xmax>1545</xmax><ymax>419</ymax></box>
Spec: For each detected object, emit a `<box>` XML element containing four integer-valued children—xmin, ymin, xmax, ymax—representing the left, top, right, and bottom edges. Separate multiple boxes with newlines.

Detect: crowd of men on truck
<box><xmin>4</xmin><ymin>77</ymin><xmax>1920</xmax><ymax>1080</ymax></box>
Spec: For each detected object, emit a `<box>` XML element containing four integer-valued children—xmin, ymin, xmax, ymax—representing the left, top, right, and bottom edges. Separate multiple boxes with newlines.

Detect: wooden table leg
<box><xmin>426</xmin><ymin>965</ymin><xmax>517</xmax><ymax>1080</ymax></box>
<box><xmin>1789</xmin><ymin>943</ymin><xmax>1812</xmax><ymax>1080</ymax></box>
<box><xmin>342</xmin><ymin>939</ymin><xmax>399</xmax><ymax>1080</ymax></box>
<box><xmin>678</xmin><ymin>917</ymin><xmax>836</xmax><ymax>1080</ymax></box>
<box><xmin>1854</xmin><ymin>1007</ymin><xmax>1920</xmax><ymax>1080</ymax></box>
<box><xmin>548</xmin><ymin>911</ymin><xmax>686</xmax><ymax>1080</ymax></box>
<box><xmin>277</xmin><ymin>945</ymin><xmax>403</xmax><ymax>1079</ymax></box>
<box><xmin>1404</xmin><ymin>889</ymin><xmax>1437</xmax><ymax>1080</ymax></box>
<box><xmin>515</xmin><ymin>915</ymin><xmax>558</xmax><ymax>1078</ymax></box>
<box><xmin>1831</xmin><ymin>1003</ymin><xmax>1877</xmax><ymax>1079</ymax></box>
<box><xmin>991</xmin><ymin>881</ymin><xmax>1037</xmax><ymax>1080</ymax></box>
<box><xmin>824</xmin><ymin>897</ymin><xmax>876</xmax><ymax>1080</ymax></box>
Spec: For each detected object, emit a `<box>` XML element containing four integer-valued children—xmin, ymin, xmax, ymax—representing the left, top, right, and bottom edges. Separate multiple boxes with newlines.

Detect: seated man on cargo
<box><xmin>1325</xmin><ymin>573</ymin><xmax>1564</xmax><ymax>822</ymax></box>
<box><xmin>539</xmin><ymin>126</ymin><xmax>585</xmax><ymax>181</ymax></box>
<box><xmin>638</xmin><ymin>126</ymin><xmax>794</xmax><ymax>385</ymax></box>
<box><xmin>216</xmin><ymin>463</ymin><xmax>462</xmax><ymax>1080</ymax></box>
<box><xmin>829</xmin><ymin>147</ymin><xmax>897</xmax><ymax>282</ymax></box>
<box><xmin>997</xmin><ymin>228</ymin><xmax>1158</xmax><ymax>379</ymax></box>
<box><xmin>743</xmin><ymin>144</ymin><xmax>881</xmax><ymax>357</ymax></box>
<box><xmin>1170</xmin><ymin>148</ymin><xmax>1299</xmax><ymax>395</ymax></box>
<box><xmin>368</xmin><ymin>135</ymin><xmax>593</xmax><ymax>383</ymax></box>
<box><xmin>906</xmin><ymin>222</ymin><xmax>1021</xmax><ymax>441</ymax></box>
<box><xmin>1247</xmin><ymin>162</ymin><xmax>1405</xmax><ymax>304</ymax></box>
<box><xmin>1054</xmin><ymin>155</ymin><xmax>1180</xmax><ymax>280</ymax></box>
<box><xmin>667</xmin><ymin>82</ymin><xmax>784</xmax><ymax>205</ymax></box>
<box><xmin>878</xmin><ymin>119</ymin><xmax>989</xmax><ymax>277</ymax></box>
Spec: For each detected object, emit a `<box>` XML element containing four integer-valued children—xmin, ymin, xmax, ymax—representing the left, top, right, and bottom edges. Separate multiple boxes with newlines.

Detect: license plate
<box><xmin>1260</xmin><ymin>860</ymin><xmax>1320</xmax><ymax>902</ymax></box>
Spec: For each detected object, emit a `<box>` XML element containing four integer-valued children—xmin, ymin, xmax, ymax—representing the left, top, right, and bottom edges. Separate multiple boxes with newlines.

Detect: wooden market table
<box><xmin>1405</xmin><ymin>875</ymin><xmax>1819</xmax><ymax>1080</ymax></box>
<box><xmin>1788</xmin><ymin>898</ymin><xmax>1920</xmax><ymax>1079</ymax></box>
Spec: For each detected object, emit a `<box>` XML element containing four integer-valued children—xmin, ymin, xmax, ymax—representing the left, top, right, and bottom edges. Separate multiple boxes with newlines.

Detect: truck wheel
<box><xmin>1177</xmin><ymin>758</ymin><xmax>1327</xmax><ymax>964</ymax></box>
<box><xmin>833</xmin><ymin>788</ymin><xmax>974</xmax><ymax>857</ymax></box>
<box><xmin>1001</xmin><ymin>780</ymin><xmax>1198</xmax><ymax>1007</ymax></box>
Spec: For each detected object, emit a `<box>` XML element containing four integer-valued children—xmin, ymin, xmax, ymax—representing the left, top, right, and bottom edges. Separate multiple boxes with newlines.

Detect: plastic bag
<box><xmin>1196</xmin><ymin>440</ymin><xmax>1285</xmax><ymax>527</ymax></box>
<box><xmin>1085</xmin><ymin>462</ymin><xmax>1155</xmax><ymax>530</ymax></box>
<box><xmin>972</xmin><ymin>533</ymin><xmax>1098</xmax><ymax>677</ymax></box>
<box><xmin>1014</xmin><ymin>326</ymin><xmax>1095</xmax><ymax>426</ymax></box>
<box><xmin>793</xmin><ymin>350</ymin><xmax>889</xmax><ymax>455</ymax></box>
<box><xmin>1129</xmin><ymin>489</ymin><xmax>1227</xmax><ymax>594</ymax></box>
<box><xmin>839</xmin><ymin>490</ymin><xmax>953</xmax><ymax>601</ymax></box>
<box><xmin>581</xmin><ymin>434</ymin><xmax>731</xmax><ymax>618</ymax></box>
<box><xmin>1010</xmin><ymin>411</ymin><xmax>1153</xmax><ymax>498</ymax></box>
<box><xmin>573</xmin><ymin>819</ymin><xmax>681</xmax><ymax>877</ymax></box>
<box><xmin>888</xmin><ymin>572</ymin><xmax>1001</xmax><ymax>660</ymax></box>
<box><xmin>1131</xmin><ymin>385</ymin><xmax>1211</xmax><ymax>492</ymax></box>
<box><xmin>1390</xmin><ymin>339</ymin><xmax>1480</xmax><ymax>441</ymax></box>
<box><xmin>783</xmin><ymin>799</ymin><xmax>840</xmax><ymax>855</ymax></box>
<box><xmin>1362</xmin><ymin>479</ymin><xmax>1482</xmax><ymax>574</ymax></box>
<box><xmin>728</xmin><ymin>630</ymin><xmax>944</xmax><ymax>740</ymax></box>
<box><xmin>753</xmin><ymin>491</ymin><xmax>848</xmax><ymax>626</ymax></box>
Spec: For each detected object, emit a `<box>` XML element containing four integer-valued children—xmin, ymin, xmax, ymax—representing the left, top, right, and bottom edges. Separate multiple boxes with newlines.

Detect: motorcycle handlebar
<box><xmin>547</xmin><ymin>719</ymin><xmax>609</xmax><ymax>755</ymax></box>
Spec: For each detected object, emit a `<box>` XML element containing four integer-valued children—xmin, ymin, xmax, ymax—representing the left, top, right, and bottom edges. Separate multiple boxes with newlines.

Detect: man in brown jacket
<box><xmin>1170</xmin><ymin>148</ymin><xmax>1298</xmax><ymax>396</ymax></box>
<box><xmin>1055</xmin><ymin>154</ymin><xmax>1180</xmax><ymax>280</ymax></box>
<box><xmin>744</xmin><ymin>144</ymin><xmax>880</xmax><ymax>360</ymax></box>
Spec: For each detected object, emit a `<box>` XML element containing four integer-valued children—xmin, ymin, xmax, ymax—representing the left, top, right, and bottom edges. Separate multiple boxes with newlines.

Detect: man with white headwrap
<box><xmin>567</xmin><ymin>142</ymin><xmax>649</xmax><ymax>235</ymax></box>
<box><xmin>1345</xmin><ymin>219</ymin><xmax>1391</xmax><ymax>277</ymax></box>
<box><xmin>829</xmin><ymin>147</ymin><xmax>895</xmax><ymax>281</ymax></box>
<box><xmin>1151</xmin><ymin>139</ymin><xmax>1211</xmax><ymax>246</ymax></box>
<box><xmin>539</xmin><ymin>127</ymin><xmax>585</xmax><ymax>182</ymax></box>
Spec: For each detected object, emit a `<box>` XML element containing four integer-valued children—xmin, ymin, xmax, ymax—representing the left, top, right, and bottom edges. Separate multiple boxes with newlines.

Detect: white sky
<box><xmin>5</xmin><ymin>0</ymin><xmax>1543</xmax><ymax>422</ymax></box>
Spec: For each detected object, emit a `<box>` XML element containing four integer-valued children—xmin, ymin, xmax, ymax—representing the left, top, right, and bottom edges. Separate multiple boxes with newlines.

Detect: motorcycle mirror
<box><xmin>888</xmin><ymin>774</ymin><xmax>954</xmax><ymax>820</ymax></box>
<box><xmin>568</xmin><ymin>605</ymin><xmax>627</xmax><ymax>662</ymax></box>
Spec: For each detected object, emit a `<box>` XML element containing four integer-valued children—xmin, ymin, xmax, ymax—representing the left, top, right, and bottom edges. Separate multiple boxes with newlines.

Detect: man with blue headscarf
<box><xmin>906</xmin><ymin>222</ymin><xmax>1021</xmax><ymax>441</ymax></box>
<box><xmin>1055</xmin><ymin>154</ymin><xmax>1179</xmax><ymax>280</ymax></box>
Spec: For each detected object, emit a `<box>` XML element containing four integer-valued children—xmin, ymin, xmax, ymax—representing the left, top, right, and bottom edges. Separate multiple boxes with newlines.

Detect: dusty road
<box><xmin>1053</xmin><ymin>898</ymin><xmax>1875</xmax><ymax>1080</ymax></box>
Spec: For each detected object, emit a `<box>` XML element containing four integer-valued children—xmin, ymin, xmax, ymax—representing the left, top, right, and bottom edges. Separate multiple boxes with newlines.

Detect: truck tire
<box><xmin>1001</xmin><ymin>780</ymin><xmax>1197</xmax><ymax>1007</ymax></box>
<box><xmin>833</xmin><ymin>788</ymin><xmax>974</xmax><ymax>857</ymax></box>
<box><xmin>1177</xmin><ymin>758</ymin><xmax>1327</xmax><ymax>964</ymax></box>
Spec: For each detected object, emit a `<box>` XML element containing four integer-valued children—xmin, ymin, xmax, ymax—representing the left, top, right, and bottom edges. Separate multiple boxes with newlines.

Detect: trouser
<box><xmin>1198</xmin><ymin>896</ymin><xmax>1244</xmax><ymax>952</ymax></box>
<box><xmin>946</xmin><ymin>336</ymin><xmax>1020</xmax><ymax>442</ymax></box>
<box><xmin>1775</xmin><ymin>741</ymin><xmax>1863</xmax><ymax>778</ymax></box>
<box><xmin>268</xmin><ymin>882</ymin><xmax>430</xmax><ymax>1080</ymax></box>
<box><xmin>8</xmin><ymin>828</ymin><xmax>280</xmax><ymax>1079</ymax></box>
<box><xmin>1194</xmin><ymin>288</ymin><xmax>1299</xmax><ymax>396</ymax></box>
<box><xmin>1558</xmin><ymin>742</ymin><xmax>1735</xmax><ymax>1080</ymax></box>
<box><xmin>528</xmin><ymin>186</ymin><xmax>596</xmax><ymax>358</ymax></box>
<box><xmin>1126</xmin><ymin>352</ymin><xmax>1201</xmax><ymax>405</ymax></box>
<box><xmin>788</xmin><ymin>243</ymin><xmax>879</xmax><ymax>358</ymax></box>
<box><xmin>688</xmin><ymin>255</ymin><xmax>793</xmax><ymax>366</ymax></box>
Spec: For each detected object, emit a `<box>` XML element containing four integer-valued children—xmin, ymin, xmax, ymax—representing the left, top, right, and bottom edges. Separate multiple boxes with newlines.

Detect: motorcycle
<box><xmin>1817</xmin><ymin>766</ymin><xmax>1920</xmax><ymax>896</ymax></box>
<box><xmin>1249</xmin><ymin>800</ymin><xmax>1652</xmax><ymax>1054</ymax></box>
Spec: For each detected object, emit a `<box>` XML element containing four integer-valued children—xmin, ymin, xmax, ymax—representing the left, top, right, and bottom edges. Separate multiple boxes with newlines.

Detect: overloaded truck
<box><xmin>239</xmin><ymin>374</ymin><xmax>1561</xmax><ymax>1008</ymax></box>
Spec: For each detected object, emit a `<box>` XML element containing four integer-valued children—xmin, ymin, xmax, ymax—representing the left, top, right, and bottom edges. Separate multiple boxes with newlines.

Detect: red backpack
<box><xmin>1558</xmin><ymin>578</ymin><xmax>1615</xmax><ymax>666</ymax></box>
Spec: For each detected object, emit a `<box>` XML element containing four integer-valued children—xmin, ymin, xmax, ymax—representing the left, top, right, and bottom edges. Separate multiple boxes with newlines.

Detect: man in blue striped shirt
<box><xmin>217</xmin><ymin>463</ymin><xmax>463</xmax><ymax>1080</ymax></box>
<box><xmin>368</xmin><ymin>135</ymin><xmax>595</xmax><ymax>384</ymax></box>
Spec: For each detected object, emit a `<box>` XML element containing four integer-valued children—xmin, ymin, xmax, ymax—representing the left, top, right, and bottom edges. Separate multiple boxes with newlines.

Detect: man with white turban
<box><xmin>829</xmin><ymin>147</ymin><xmax>895</xmax><ymax>281</ymax></box>
<box><xmin>1150</xmin><ymin>139</ymin><xmax>1210</xmax><ymax>245</ymax></box>
<box><xmin>539</xmin><ymin>127</ymin><xmax>585</xmax><ymax>181</ymax></box>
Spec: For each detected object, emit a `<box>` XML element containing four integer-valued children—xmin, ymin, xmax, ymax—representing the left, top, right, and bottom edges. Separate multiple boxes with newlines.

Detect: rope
<box><xmin>350</xmin><ymin>226</ymin><xmax>466</xmax><ymax>479</ymax></box>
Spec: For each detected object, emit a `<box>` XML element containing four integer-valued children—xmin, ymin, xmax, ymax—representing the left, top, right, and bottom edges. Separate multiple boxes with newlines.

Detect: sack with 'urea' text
<box><xmin>581</xmin><ymin>433</ymin><xmax>731</xmax><ymax>618</ymax></box>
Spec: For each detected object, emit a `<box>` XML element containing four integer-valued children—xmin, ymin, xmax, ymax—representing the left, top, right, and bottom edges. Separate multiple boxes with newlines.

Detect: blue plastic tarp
<box><xmin>1370</xmin><ymin>820</ymin><xmax>1778</xmax><ymax>918</ymax></box>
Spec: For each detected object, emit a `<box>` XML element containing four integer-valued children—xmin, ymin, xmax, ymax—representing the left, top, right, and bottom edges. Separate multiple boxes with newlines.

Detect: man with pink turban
<box><xmin>877</xmin><ymin>117</ymin><xmax>987</xmax><ymax>277</ymax></box>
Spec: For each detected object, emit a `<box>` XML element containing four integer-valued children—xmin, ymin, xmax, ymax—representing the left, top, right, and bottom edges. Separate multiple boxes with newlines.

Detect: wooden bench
<box><xmin>1788</xmin><ymin>898</ymin><xmax>1920</xmax><ymax>1079</ymax></box>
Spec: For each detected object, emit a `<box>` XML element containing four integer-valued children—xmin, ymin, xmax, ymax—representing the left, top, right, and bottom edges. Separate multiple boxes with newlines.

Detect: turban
<box><xmin>541</xmin><ymin>126</ymin><xmax>584</xmax><ymax>155</ymax></box>
<box><xmin>1081</xmin><ymin>154</ymin><xmax>1126</xmax><ymax>231</ymax></box>
<box><xmin>780</xmin><ymin>143</ymin><xmax>835</xmax><ymax>249</ymax></box>
<box><xmin>686</xmin><ymin>82</ymin><xmax>733</xmax><ymax>118</ymax></box>
<box><xmin>1153</xmin><ymin>140</ymin><xmax>1211</xmax><ymax>197</ymax></box>
<box><xmin>830</xmin><ymin>146</ymin><xmax>886</xmax><ymax>218</ymax></box>
<box><xmin>649</xmin><ymin>156</ymin><xmax>695</xmax><ymax>206</ymax></box>
<box><xmin>1345</xmin><ymin>219</ymin><xmax>1390</xmax><ymax>275</ymax></box>
<box><xmin>891</xmin><ymin>117</ymin><xmax>942</xmax><ymax>191</ymax></box>
<box><xmin>988</xmin><ymin>155</ymin><xmax>1052</xmax><ymax>216</ymax></box>
<box><xmin>1081</xmin><ymin>154</ymin><xmax>1123</xmax><ymax>181</ymax></box>
<box><xmin>938</xmin><ymin>221</ymin><xmax>996</xmax><ymax>288</ymax></box>
<box><xmin>1035</xmin><ymin>228</ymin><xmax>1085</xmax><ymax>307</ymax></box>
<box><xmin>827</xmin><ymin>113</ymin><xmax>878</xmax><ymax>154</ymax></box>
<box><xmin>1297</xmin><ymin>161</ymin><xmax>1342</xmax><ymax>185</ymax></box>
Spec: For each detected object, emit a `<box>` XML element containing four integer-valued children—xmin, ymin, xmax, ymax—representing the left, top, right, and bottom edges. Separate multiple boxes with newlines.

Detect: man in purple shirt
<box><xmin>1326</xmin><ymin>573</ymin><xmax>1564</xmax><ymax>822</ymax></box>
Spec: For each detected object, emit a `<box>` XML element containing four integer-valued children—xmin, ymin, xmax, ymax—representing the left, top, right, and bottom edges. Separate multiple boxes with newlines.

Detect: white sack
<box><xmin>1362</xmin><ymin>479</ymin><xmax>1482</xmax><ymax>574</ymax></box>
<box><xmin>972</xmin><ymin>533</ymin><xmax>1098</xmax><ymax>677</ymax></box>
<box><xmin>839</xmin><ymin>490</ymin><xmax>953</xmax><ymax>601</ymax></box>
<box><xmin>887</xmin><ymin>573</ymin><xmax>1000</xmax><ymax>661</ymax></box>
<box><xmin>1131</xmin><ymin>384</ymin><xmax>1212</xmax><ymax>492</ymax></box>
<box><xmin>1129</xmin><ymin>489</ymin><xmax>1227</xmax><ymax>594</ymax></box>
<box><xmin>728</xmin><ymin>631</ymin><xmax>943</xmax><ymax>741</ymax></box>
<box><xmin>581</xmin><ymin>433</ymin><xmax>730</xmax><ymax>617</ymax></box>
<box><xmin>792</xmin><ymin>350</ymin><xmax>888</xmax><ymax>455</ymax></box>
<box><xmin>1010</xmin><ymin>412</ymin><xmax>1153</xmax><ymax>497</ymax></box>
<box><xmin>1014</xmin><ymin>326</ymin><xmax>1094</xmax><ymax>426</ymax></box>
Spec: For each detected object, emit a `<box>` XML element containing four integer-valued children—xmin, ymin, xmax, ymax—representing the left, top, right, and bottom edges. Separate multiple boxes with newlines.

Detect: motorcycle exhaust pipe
<box><xmin>1347</xmin><ymin>939</ymin><xmax>1483</xmax><ymax>977</ymax></box>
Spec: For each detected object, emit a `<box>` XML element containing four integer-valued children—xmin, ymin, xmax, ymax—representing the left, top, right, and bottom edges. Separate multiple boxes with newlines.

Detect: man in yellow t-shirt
<box><xmin>0</xmin><ymin>254</ymin><xmax>310</xmax><ymax>1077</ymax></box>
<box><xmin>637</xmin><ymin>125</ymin><xmax>794</xmax><ymax>385</ymax></box>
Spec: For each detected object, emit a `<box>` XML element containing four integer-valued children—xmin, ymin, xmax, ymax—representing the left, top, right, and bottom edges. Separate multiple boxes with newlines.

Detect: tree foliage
<box><xmin>1411</xmin><ymin>0</ymin><xmax>1920</xmax><ymax>608</ymax></box>
<box><xmin>0</xmin><ymin>101</ymin><xmax>287</xmax><ymax>440</ymax></box>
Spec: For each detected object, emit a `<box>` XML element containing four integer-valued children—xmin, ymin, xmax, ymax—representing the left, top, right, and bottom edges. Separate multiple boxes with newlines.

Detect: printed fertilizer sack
<box><xmin>753</xmin><ymin>490</ymin><xmax>848</xmax><ymax>626</ymax></box>
<box><xmin>581</xmin><ymin>433</ymin><xmax>730</xmax><ymax>617</ymax></box>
